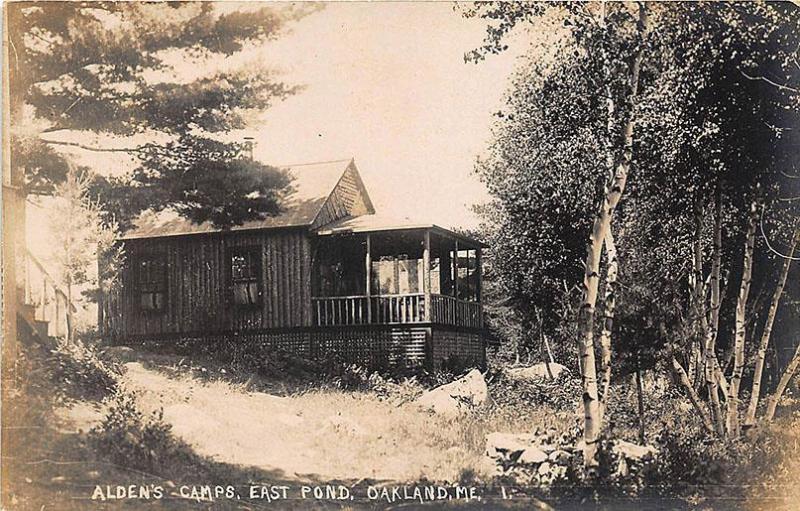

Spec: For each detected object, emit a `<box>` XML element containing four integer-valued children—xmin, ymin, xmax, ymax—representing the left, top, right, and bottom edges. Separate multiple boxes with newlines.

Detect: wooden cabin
<box><xmin>101</xmin><ymin>159</ymin><xmax>485</xmax><ymax>369</ymax></box>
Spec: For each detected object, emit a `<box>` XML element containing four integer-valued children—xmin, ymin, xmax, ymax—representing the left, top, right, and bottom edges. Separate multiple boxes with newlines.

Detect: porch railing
<box><xmin>430</xmin><ymin>294</ymin><xmax>482</xmax><ymax>329</ymax></box>
<box><xmin>312</xmin><ymin>293</ymin><xmax>482</xmax><ymax>328</ymax></box>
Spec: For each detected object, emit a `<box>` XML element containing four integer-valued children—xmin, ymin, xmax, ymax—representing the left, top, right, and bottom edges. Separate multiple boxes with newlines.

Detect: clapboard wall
<box><xmin>104</xmin><ymin>228</ymin><xmax>313</xmax><ymax>340</ymax></box>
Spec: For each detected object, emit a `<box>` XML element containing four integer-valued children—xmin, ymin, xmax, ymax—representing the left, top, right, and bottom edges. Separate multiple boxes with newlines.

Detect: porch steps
<box><xmin>17</xmin><ymin>302</ymin><xmax>52</xmax><ymax>342</ymax></box>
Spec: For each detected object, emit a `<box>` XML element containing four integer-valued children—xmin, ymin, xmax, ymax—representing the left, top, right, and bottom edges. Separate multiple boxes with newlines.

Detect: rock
<box><xmin>86</xmin><ymin>470</ymin><xmax>100</xmax><ymax>480</ymax></box>
<box><xmin>416</xmin><ymin>369</ymin><xmax>487</xmax><ymax>416</ymax></box>
<box><xmin>537</xmin><ymin>443</ymin><xmax>556</xmax><ymax>454</ymax></box>
<box><xmin>537</xmin><ymin>461</ymin><xmax>552</xmax><ymax>475</ymax></box>
<box><xmin>50</xmin><ymin>476</ymin><xmax>67</xmax><ymax>483</ymax></box>
<box><xmin>613</xmin><ymin>440</ymin><xmax>657</xmax><ymax>461</ymax></box>
<box><xmin>548</xmin><ymin>449</ymin><xmax>571</xmax><ymax>464</ymax></box>
<box><xmin>103</xmin><ymin>346</ymin><xmax>135</xmax><ymax>362</ymax></box>
<box><xmin>550</xmin><ymin>464</ymin><xmax>567</xmax><ymax>480</ymax></box>
<box><xmin>615</xmin><ymin>456</ymin><xmax>629</xmax><ymax>477</ymax></box>
<box><xmin>485</xmin><ymin>432</ymin><xmax>536</xmax><ymax>457</ymax></box>
<box><xmin>517</xmin><ymin>447</ymin><xmax>548</xmax><ymax>465</ymax></box>
<box><xmin>507</xmin><ymin>363</ymin><xmax>567</xmax><ymax>381</ymax></box>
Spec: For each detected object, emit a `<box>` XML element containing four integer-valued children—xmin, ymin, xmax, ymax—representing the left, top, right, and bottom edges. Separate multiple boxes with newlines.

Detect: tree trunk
<box><xmin>636</xmin><ymin>357</ymin><xmax>645</xmax><ymax>444</ymax></box>
<box><xmin>671</xmin><ymin>355</ymin><xmax>715</xmax><ymax>434</ymax></box>
<box><xmin>577</xmin><ymin>3</ymin><xmax>647</xmax><ymax>467</ymax></box>
<box><xmin>764</xmin><ymin>340</ymin><xmax>800</xmax><ymax>422</ymax></box>
<box><xmin>745</xmin><ymin>224</ymin><xmax>799</xmax><ymax>426</ymax></box>
<box><xmin>705</xmin><ymin>188</ymin><xmax>725</xmax><ymax>436</ymax></box>
<box><xmin>66</xmin><ymin>278</ymin><xmax>73</xmax><ymax>343</ymax></box>
<box><xmin>726</xmin><ymin>199</ymin><xmax>759</xmax><ymax>438</ymax></box>
<box><xmin>599</xmin><ymin>230</ymin><xmax>618</xmax><ymax>421</ymax></box>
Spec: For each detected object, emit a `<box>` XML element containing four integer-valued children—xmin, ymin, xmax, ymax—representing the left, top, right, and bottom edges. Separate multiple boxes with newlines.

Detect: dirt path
<box><xmin>120</xmin><ymin>362</ymin><xmax>487</xmax><ymax>482</ymax></box>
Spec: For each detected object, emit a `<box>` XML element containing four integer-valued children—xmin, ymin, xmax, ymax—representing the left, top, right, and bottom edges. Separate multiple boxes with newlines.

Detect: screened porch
<box><xmin>311</xmin><ymin>224</ymin><xmax>483</xmax><ymax>328</ymax></box>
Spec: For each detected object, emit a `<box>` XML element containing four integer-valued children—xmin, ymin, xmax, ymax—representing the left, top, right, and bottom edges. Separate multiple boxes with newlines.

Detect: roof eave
<box><xmin>315</xmin><ymin>223</ymin><xmax>488</xmax><ymax>248</ymax></box>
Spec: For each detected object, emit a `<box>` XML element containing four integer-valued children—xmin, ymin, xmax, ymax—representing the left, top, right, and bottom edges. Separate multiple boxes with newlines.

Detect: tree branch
<box><xmin>761</xmin><ymin>215</ymin><xmax>800</xmax><ymax>261</ymax></box>
<box><xmin>42</xmin><ymin>139</ymin><xmax>155</xmax><ymax>154</ymax></box>
<box><xmin>740</xmin><ymin>69</ymin><xmax>800</xmax><ymax>94</ymax></box>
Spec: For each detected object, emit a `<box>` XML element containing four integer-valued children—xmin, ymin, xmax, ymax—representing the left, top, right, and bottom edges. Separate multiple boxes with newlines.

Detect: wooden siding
<box><xmin>312</xmin><ymin>162</ymin><xmax>374</xmax><ymax>229</ymax></box>
<box><xmin>104</xmin><ymin>229</ymin><xmax>312</xmax><ymax>339</ymax></box>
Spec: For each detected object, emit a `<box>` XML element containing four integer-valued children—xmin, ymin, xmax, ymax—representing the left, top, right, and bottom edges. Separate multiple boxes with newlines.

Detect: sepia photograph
<box><xmin>2</xmin><ymin>1</ymin><xmax>799</xmax><ymax>509</ymax></box>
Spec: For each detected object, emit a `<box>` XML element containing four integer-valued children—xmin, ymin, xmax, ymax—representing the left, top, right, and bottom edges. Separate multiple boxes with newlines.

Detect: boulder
<box><xmin>613</xmin><ymin>440</ymin><xmax>657</xmax><ymax>461</ymax></box>
<box><xmin>518</xmin><ymin>447</ymin><xmax>548</xmax><ymax>465</ymax></box>
<box><xmin>548</xmin><ymin>449</ymin><xmax>571</xmax><ymax>464</ymax></box>
<box><xmin>416</xmin><ymin>369</ymin><xmax>487</xmax><ymax>416</ymax></box>
<box><xmin>103</xmin><ymin>345</ymin><xmax>136</xmax><ymax>362</ymax></box>
<box><xmin>537</xmin><ymin>461</ymin><xmax>552</xmax><ymax>475</ymax></box>
<box><xmin>485</xmin><ymin>432</ymin><xmax>536</xmax><ymax>458</ymax></box>
<box><xmin>506</xmin><ymin>363</ymin><xmax>567</xmax><ymax>381</ymax></box>
<box><xmin>537</xmin><ymin>443</ymin><xmax>556</xmax><ymax>454</ymax></box>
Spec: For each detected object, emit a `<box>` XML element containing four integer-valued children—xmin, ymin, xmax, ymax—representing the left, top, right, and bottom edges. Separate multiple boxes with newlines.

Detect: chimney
<box><xmin>243</xmin><ymin>136</ymin><xmax>255</xmax><ymax>160</ymax></box>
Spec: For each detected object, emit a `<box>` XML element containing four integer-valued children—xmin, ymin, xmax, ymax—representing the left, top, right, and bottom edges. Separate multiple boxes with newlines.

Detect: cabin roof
<box><xmin>315</xmin><ymin>213</ymin><xmax>487</xmax><ymax>248</ymax></box>
<box><xmin>121</xmin><ymin>158</ymin><xmax>361</xmax><ymax>240</ymax></box>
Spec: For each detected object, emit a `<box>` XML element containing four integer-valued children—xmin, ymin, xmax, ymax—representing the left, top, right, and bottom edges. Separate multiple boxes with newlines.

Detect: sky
<box><xmin>248</xmin><ymin>2</ymin><xmax>533</xmax><ymax>229</ymax></box>
<box><xmin>45</xmin><ymin>2</ymin><xmax>536</xmax><ymax>230</ymax></box>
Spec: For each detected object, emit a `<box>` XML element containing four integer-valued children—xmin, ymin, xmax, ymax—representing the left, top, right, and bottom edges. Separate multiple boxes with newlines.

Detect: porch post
<box><xmin>365</xmin><ymin>234</ymin><xmax>372</xmax><ymax>323</ymax></box>
<box><xmin>476</xmin><ymin>248</ymin><xmax>483</xmax><ymax>328</ymax></box>
<box><xmin>476</xmin><ymin>248</ymin><xmax>482</xmax><ymax>303</ymax></box>
<box><xmin>453</xmin><ymin>239</ymin><xmax>459</xmax><ymax>299</ymax></box>
<box><xmin>423</xmin><ymin>230</ymin><xmax>431</xmax><ymax>322</ymax></box>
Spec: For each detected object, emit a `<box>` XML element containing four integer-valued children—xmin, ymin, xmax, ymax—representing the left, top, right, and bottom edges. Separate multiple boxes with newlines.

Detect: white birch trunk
<box><xmin>745</xmin><ymin>225</ymin><xmax>799</xmax><ymax>426</ymax></box>
<box><xmin>705</xmin><ymin>190</ymin><xmax>725</xmax><ymax>436</ymax></box>
<box><xmin>671</xmin><ymin>355</ymin><xmax>715</xmax><ymax>434</ymax></box>
<box><xmin>726</xmin><ymin>200</ymin><xmax>759</xmax><ymax>438</ymax></box>
<box><xmin>764</xmin><ymin>340</ymin><xmax>800</xmax><ymax>422</ymax></box>
<box><xmin>578</xmin><ymin>3</ymin><xmax>647</xmax><ymax>467</ymax></box>
<box><xmin>598</xmin><ymin>230</ymin><xmax>617</xmax><ymax>422</ymax></box>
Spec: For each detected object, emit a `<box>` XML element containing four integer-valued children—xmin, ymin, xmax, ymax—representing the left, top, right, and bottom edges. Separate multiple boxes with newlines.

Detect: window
<box><xmin>230</xmin><ymin>248</ymin><xmax>262</xmax><ymax>306</ymax></box>
<box><xmin>137</xmin><ymin>256</ymin><xmax>167</xmax><ymax>312</ymax></box>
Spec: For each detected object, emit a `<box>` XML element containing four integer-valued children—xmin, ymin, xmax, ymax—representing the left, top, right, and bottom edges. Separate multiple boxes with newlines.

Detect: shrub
<box><xmin>44</xmin><ymin>337</ymin><xmax>121</xmax><ymax>401</ymax></box>
<box><xmin>488</xmin><ymin>368</ymin><xmax>581</xmax><ymax>413</ymax></box>
<box><xmin>89</xmin><ymin>390</ymin><xmax>191</xmax><ymax>473</ymax></box>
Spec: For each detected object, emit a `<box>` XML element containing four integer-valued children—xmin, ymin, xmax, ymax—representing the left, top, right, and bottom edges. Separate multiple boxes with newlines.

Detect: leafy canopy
<box><xmin>8</xmin><ymin>2</ymin><xmax>316</xmax><ymax>227</ymax></box>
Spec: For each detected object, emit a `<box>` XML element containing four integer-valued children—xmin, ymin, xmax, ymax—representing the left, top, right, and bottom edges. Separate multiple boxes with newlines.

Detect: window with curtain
<box><xmin>230</xmin><ymin>248</ymin><xmax>262</xmax><ymax>306</ymax></box>
<box><xmin>137</xmin><ymin>256</ymin><xmax>167</xmax><ymax>311</ymax></box>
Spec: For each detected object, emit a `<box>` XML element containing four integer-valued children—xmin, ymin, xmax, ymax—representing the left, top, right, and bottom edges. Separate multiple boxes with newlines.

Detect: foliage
<box><xmin>471</xmin><ymin>2</ymin><xmax>800</xmax><ymax>444</ymax></box>
<box><xmin>38</xmin><ymin>336</ymin><xmax>121</xmax><ymax>402</ymax></box>
<box><xmin>89</xmin><ymin>390</ymin><xmax>191</xmax><ymax>473</ymax></box>
<box><xmin>7</xmin><ymin>2</ymin><xmax>316</xmax><ymax>227</ymax></box>
<box><xmin>45</xmin><ymin>165</ymin><xmax>125</xmax><ymax>330</ymax></box>
<box><xmin>488</xmin><ymin>367</ymin><xmax>581</xmax><ymax>414</ymax></box>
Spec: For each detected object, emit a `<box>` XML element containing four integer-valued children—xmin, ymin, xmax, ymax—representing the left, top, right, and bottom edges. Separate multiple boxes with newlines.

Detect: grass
<box><xmin>8</xmin><ymin>338</ymin><xmax>800</xmax><ymax>510</ymax></box>
<box><xmin>119</xmin><ymin>352</ymin><xmax>575</xmax><ymax>483</ymax></box>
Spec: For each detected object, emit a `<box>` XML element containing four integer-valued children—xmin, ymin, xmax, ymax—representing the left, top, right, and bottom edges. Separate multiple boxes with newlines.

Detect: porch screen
<box><xmin>137</xmin><ymin>256</ymin><xmax>166</xmax><ymax>311</ymax></box>
<box><xmin>372</xmin><ymin>255</ymin><xmax>423</xmax><ymax>294</ymax></box>
<box><xmin>230</xmin><ymin>248</ymin><xmax>262</xmax><ymax>306</ymax></box>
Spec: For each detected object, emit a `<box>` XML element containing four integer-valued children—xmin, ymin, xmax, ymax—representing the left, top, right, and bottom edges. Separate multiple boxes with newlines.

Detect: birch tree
<box><xmin>46</xmin><ymin>166</ymin><xmax>120</xmax><ymax>341</ymax></box>
<box><xmin>745</xmin><ymin>224</ymin><xmax>800</xmax><ymax>426</ymax></box>
<box><xmin>726</xmin><ymin>200</ymin><xmax>761</xmax><ymax>437</ymax></box>
<box><xmin>467</xmin><ymin>2</ymin><xmax>651</xmax><ymax>467</ymax></box>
